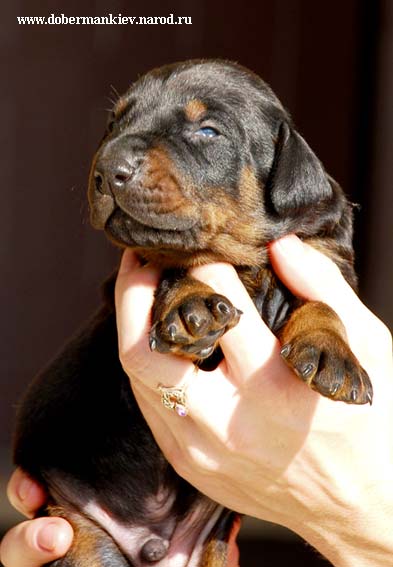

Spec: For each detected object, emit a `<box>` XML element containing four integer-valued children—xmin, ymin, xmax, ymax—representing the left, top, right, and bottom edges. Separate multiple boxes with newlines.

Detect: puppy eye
<box><xmin>195</xmin><ymin>126</ymin><xmax>220</xmax><ymax>138</ymax></box>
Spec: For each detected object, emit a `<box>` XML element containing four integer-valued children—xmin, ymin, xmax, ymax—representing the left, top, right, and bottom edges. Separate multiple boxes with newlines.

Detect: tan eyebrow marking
<box><xmin>113</xmin><ymin>96</ymin><xmax>129</xmax><ymax>118</ymax></box>
<box><xmin>184</xmin><ymin>99</ymin><xmax>207</xmax><ymax>122</ymax></box>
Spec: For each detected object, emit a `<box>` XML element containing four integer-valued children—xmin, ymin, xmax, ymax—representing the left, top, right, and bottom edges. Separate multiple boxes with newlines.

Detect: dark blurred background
<box><xmin>1</xmin><ymin>0</ymin><xmax>392</xmax><ymax>564</ymax></box>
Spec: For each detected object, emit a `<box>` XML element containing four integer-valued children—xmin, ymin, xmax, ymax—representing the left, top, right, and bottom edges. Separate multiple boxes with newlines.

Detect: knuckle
<box><xmin>164</xmin><ymin>441</ymin><xmax>198</xmax><ymax>478</ymax></box>
<box><xmin>183</xmin><ymin>444</ymin><xmax>219</xmax><ymax>476</ymax></box>
<box><xmin>183</xmin><ymin>445</ymin><xmax>208</xmax><ymax>472</ymax></box>
<box><xmin>164</xmin><ymin>441</ymin><xmax>182</xmax><ymax>466</ymax></box>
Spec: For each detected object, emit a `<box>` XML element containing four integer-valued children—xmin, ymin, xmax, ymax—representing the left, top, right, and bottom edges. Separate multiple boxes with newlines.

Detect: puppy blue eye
<box><xmin>195</xmin><ymin>126</ymin><xmax>219</xmax><ymax>138</ymax></box>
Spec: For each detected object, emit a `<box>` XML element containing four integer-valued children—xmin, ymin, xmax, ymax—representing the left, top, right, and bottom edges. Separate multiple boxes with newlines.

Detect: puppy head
<box><xmin>88</xmin><ymin>60</ymin><xmax>334</xmax><ymax>267</ymax></box>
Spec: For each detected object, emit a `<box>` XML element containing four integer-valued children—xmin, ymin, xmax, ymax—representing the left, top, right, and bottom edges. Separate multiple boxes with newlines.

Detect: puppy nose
<box><xmin>93</xmin><ymin>158</ymin><xmax>135</xmax><ymax>195</ymax></box>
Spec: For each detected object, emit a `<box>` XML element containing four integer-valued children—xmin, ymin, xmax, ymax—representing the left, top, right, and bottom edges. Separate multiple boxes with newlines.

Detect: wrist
<box><xmin>290</xmin><ymin>485</ymin><xmax>393</xmax><ymax>566</ymax></box>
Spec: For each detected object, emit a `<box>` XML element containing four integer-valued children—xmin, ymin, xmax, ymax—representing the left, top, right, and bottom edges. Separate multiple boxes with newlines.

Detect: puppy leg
<box><xmin>149</xmin><ymin>272</ymin><xmax>241</xmax><ymax>360</ymax></box>
<box><xmin>279</xmin><ymin>301</ymin><xmax>373</xmax><ymax>404</ymax></box>
<box><xmin>45</xmin><ymin>505</ymin><xmax>130</xmax><ymax>567</ymax></box>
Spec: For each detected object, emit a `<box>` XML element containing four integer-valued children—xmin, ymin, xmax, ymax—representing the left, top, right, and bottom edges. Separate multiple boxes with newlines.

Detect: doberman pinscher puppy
<box><xmin>13</xmin><ymin>60</ymin><xmax>373</xmax><ymax>567</ymax></box>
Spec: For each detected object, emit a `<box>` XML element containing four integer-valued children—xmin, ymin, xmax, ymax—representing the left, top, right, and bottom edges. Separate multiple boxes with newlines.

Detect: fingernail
<box><xmin>17</xmin><ymin>476</ymin><xmax>35</xmax><ymax>502</ymax></box>
<box><xmin>37</xmin><ymin>523</ymin><xmax>59</xmax><ymax>552</ymax></box>
<box><xmin>273</xmin><ymin>234</ymin><xmax>303</xmax><ymax>257</ymax></box>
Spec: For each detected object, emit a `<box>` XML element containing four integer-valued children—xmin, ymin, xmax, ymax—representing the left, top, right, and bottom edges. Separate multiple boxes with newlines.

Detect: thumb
<box><xmin>268</xmin><ymin>235</ymin><xmax>390</xmax><ymax>368</ymax></box>
<box><xmin>269</xmin><ymin>235</ymin><xmax>363</xmax><ymax>324</ymax></box>
<box><xmin>0</xmin><ymin>518</ymin><xmax>73</xmax><ymax>567</ymax></box>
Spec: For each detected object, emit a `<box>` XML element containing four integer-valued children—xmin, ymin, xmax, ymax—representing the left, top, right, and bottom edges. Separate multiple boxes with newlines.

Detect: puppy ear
<box><xmin>268</xmin><ymin>122</ymin><xmax>333</xmax><ymax>215</ymax></box>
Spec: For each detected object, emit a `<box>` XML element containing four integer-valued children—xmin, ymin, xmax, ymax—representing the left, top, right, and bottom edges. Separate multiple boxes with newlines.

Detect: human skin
<box><xmin>1</xmin><ymin>467</ymin><xmax>73</xmax><ymax>566</ymax></box>
<box><xmin>1</xmin><ymin>235</ymin><xmax>393</xmax><ymax>567</ymax></box>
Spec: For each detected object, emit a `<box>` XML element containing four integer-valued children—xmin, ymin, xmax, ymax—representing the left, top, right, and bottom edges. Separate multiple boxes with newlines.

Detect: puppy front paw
<box><xmin>280</xmin><ymin>330</ymin><xmax>373</xmax><ymax>404</ymax></box>
<box><xmin>150</xmin><ymin>293</ymin><xmax>241</xmax><ymax>360</ymax></box>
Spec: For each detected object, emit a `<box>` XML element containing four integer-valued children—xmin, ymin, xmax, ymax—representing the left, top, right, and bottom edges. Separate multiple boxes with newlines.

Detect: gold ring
<box><xmin>158</xmin><ymin>385</ymin><xmax>188</xmax><ymax>417</ymax></box>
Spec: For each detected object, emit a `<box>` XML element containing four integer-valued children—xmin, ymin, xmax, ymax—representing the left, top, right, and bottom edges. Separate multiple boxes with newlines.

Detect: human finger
<box><xmin>190</xmin><ymin>263</ymin><xmax>281</xmax><ymax>381</ymax></box>
<box><xmin>7</xmin><ymin>469</ymin><xmax>48</xmax><ymax>519</ymax></box>
<box><xmin>269</xmin><ymin>235</ymin><xmax>389</xmax><ymax>331</ymax></box>
<box><xmin>115</xmin><ymin>249</ymin><xmax>195</xmax><ymax>390</ymax></box>
<box><xmin>269</xmin><ymin>235</ymin><xmax>392</xmax><ymax>372</ymax></box>
<box><xmin>269</xmin><ymin>235</ymin><xmax>360</xmax><ymax>308</ymax></box>
<box><xmin>0</xmin><ymin>518</ymin><xmax>73</xmax><ymax>567</ymax></box>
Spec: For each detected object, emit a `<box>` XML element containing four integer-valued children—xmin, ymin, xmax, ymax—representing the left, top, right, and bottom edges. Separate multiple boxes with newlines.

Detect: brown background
<box><xmin>1</xmin><ymin>0</ymin><xmax>392</xmax><ymax>565</ymax></box>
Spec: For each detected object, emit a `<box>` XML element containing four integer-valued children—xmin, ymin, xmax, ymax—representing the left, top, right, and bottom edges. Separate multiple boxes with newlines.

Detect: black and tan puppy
<box><xmin>14</xmin><ymin>60</ymin><xmax>372</xmax><ymax>567</ymax></box>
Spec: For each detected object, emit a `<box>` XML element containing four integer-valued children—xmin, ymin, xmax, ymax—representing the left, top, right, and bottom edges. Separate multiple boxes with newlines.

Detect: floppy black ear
<box><xmin>268</xmin><ymin>122</ymin><xmax>333</xmax><ymax>216</ymax></box>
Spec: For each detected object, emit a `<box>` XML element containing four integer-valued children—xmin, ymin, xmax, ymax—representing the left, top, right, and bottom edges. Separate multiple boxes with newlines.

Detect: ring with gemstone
<box><xmin>158</xmin><ymin>384</ymin><xmax>189</xmax><ymax>417</ymax></box>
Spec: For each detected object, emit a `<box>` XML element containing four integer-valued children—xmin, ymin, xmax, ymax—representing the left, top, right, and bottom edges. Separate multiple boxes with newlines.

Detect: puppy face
<box><xmin>88</xmin><ymin>60</ymin><xmax>333</xmax><ymax>267</ymax></box>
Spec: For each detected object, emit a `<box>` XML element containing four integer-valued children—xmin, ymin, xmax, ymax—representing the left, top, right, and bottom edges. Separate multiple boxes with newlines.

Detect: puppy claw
<box><xmin>300</xmin><ymin>363</ymin><xmax>316</xmax><ymax>380</ymax></box>
<box><xmin>330</xmin><ymin>382</ymin><xmax>341</xmax><ymax>396</ymax></box>
<box><xmin>280</xmin><ymin>344</ymin><xmax>291</xmax><ymax>358</ymax></box>
<box><xmin>168</xmin><ymin>324</ymin><xmax>177</xmax><ymax>340</ymax></box>
<box><xmin>217</xmin><ymin>301</ymin><xmax>230</xmax><ymax>315</ymax></box>
<box><xmin>149</xmin><ymin>336</ymin><xmax>157</xmax><ymax>351</ymax></box>
<box><xmin>350</xmin><ymin>389</ymin><xmax>358</xmax><ymax>403</ymax></box>
<box><xmin>186</xmin><ymin>313</ymin><xmax>204</xmax><ymax>329</ymax></box>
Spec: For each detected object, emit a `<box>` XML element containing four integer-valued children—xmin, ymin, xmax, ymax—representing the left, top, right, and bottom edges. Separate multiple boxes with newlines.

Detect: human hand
<box><xmin>0</xmin><ymin>469</ymin><xmax>73</xmax><ymax>567</ymax></box>
<box><xmin>115</xmin><ymin>235</ymin><xmax>393</xmax><ymax>567</ymax></box>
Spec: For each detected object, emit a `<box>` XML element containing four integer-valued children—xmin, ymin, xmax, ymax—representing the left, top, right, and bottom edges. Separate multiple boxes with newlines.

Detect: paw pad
<box><xmin>150</xmin><ymin>293</ymin><xmax>241</xmax><ymax>360</ymax></box>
